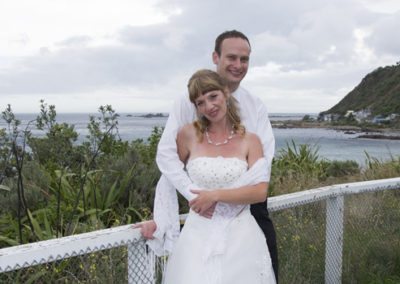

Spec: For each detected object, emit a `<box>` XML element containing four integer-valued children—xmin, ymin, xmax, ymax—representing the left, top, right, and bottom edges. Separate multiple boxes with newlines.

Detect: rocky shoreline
<box><xmin>356</xmin><ymin>134</ymin><xmax>400</xmax><ymax>140</ymax></box>
<box><xmin>135</xmin><ymin>113</ymin><xmax>168</xmax><ymax>118</ymax></box>
<box><xmin>271</xmin><ymin>120</ymin><xmax>400</xmax><ymax>140</ymax></box>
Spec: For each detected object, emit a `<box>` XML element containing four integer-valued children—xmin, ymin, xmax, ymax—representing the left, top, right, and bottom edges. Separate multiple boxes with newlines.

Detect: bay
<box><xmin>2</xmin><ymin>113</ymin><xmax>400</xmax><ymax>166</ymax></box>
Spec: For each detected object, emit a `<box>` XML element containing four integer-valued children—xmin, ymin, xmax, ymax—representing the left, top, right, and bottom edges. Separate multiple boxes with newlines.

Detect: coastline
<box><xmin>271</xmin><ymin>120</ymin><xmax>400</xmax><ymax>140</ymax></box>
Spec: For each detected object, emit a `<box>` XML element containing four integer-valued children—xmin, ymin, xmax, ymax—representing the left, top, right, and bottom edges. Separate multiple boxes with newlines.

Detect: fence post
<box><xmin>325</xmin><ymin>195</ymin><xmax>344</xmax><ymax>284</ymax></box>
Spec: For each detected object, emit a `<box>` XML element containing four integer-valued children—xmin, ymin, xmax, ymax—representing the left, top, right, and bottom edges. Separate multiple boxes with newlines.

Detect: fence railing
<box><xmin>1</xmin><ymin>177</ymin><xmax>400</xmax><ymax>283</ymax></box>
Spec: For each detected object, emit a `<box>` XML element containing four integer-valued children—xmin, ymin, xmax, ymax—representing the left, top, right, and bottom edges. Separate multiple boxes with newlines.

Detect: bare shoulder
<box><xmin>177</xmin><ymin>123</ymin><xmax>197</xmax><ymax>162</ymax></box>
<box><xmin>178</xmin><ymin>123</ymin><xmax>196</xmax><ymax>139</ymax></box>
<box><xmin>244</xmin><ymin>132</ymin><xmax>264</xmax><ymax>161</ymax></box>
<box><xmin>177</xmin><ymin>123</ymin><xmax>197</xmax><ymax>146</ymax></box>
<box><xmin>244</xmin><ymin>131</ymin><xmax>262</xmax><ymax>146</ymax></box>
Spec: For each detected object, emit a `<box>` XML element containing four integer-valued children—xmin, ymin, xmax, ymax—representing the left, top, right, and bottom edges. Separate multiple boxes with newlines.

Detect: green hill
<box><xmin>323</xmin><ymin>63</ymin><xmax>400</xmax><ymax>116</ymax></box>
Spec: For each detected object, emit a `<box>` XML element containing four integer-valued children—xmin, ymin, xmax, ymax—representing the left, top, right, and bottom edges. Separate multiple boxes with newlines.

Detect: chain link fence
<box><xmin>1</xmin><ymin>179</ymin><xmax>399</xmax><ymax>283</ymax></box>
<box><xmin>0</xmin><ymin>245</ymin><xmax>129</xmax><ymax>283</ymax></box>
<box><xmin>127</xmin><ymin>241</ymin><xmax>165</xmax><ymax>284</ymax></box>
<box><xmin>272</xmin><ymin>200</ymin><xmax>327</xmax><ymax>283</ymax></box>
<box><xmin>270</xmin><ymin>188</ymin><xmax>400</xmax><ymax>283</ymax></box>
<box><xmin>342</xmin><ymin>189</ymin><xmax>400</xmax><ymax>283</ymax></box>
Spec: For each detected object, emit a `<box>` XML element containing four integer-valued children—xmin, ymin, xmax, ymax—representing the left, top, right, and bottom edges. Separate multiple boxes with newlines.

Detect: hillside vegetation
<box><xmin>324</xmin><ymin>63</ymin><xmax>400</xmax><ymax>116</ymax></box>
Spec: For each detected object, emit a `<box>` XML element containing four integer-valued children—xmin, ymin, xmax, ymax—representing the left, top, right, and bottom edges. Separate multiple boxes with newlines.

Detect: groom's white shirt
<box><xmin>156</xmin><ymin>86</ymin><xmax>275</xmax><ymax>200</ymax></box>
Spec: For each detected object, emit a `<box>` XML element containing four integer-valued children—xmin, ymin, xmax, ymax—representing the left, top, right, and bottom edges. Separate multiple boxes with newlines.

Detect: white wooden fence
<box><xmin>1</xmin><ymin>177</ymin><xmax>400</xmax><ymax>283</ymax></box>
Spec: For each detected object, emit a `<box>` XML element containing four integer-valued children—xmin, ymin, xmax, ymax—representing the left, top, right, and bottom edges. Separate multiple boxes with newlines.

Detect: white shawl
<box><xmin>147</xmin><ymin>157</ymin><xmax>269</xmax><ymax>257</ymax></box>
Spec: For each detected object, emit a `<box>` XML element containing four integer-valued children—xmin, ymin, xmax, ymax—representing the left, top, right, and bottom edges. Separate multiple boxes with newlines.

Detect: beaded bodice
<box><xmin>186</xmin><ymin>156</ymin><xmax>248</xmax><ymax>190</ymax></box>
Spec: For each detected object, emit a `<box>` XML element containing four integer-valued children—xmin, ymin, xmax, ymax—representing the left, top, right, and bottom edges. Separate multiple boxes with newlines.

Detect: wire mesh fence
<box><xmin>272</xmin><ymin>200</ymin><xmax>327</xmax><ymax>283</ymax></box>
<box><xmin>127</xmin><ymin>241</ymin><xmax>161</xmax><ymax>284</ymax></box>
<box><xmin>0</xmin><ymin>245</ymin><xmax>128</xmax><ymax>283</ymax></box>
<box><xmin>342</xmin><ymin>190</ymin><xmax>400</xmax><ymax>283</ymax></box>
<box><xmin>0</xmin><ymin>240</ymin><xmax>167</xmax><ymax>284</ymax></box>
<box><xmin>1</xmin><ymin>181</ymin><xmax>399</xmax><ymax>283</ymax></box>
<box><xmin>271</xmin><ymin>189</ymin><xmax>400</xmax><ymax>283</ymax></box>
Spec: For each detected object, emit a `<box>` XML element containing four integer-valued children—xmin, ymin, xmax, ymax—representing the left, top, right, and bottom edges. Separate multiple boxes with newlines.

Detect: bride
<box><xmin>139</xmin><ymin>69</ymin><xmax>276</xmax><ymax>284</ymax></box>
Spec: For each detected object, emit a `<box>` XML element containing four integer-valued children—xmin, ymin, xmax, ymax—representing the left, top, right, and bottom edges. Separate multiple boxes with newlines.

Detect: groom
<box><xmin>140</xmin><ymin>30</ymin><xmax>278</xmax><ymax>281</ymax></box>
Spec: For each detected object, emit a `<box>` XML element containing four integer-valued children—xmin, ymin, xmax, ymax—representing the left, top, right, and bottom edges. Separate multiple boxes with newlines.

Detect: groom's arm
<box><xmin>139</xmin><ymin>96</ymin><xmax>209</xmax><ymax>241</ymax></box>
<box><xmin>255</xmin><ymin>100</ymin><xmax>275</xmax><ymax>182</ymax></box>
<box><xmin>156</xmin><ymin>95</ymin><xmax>198</xmax><ymax>201</ymax></box>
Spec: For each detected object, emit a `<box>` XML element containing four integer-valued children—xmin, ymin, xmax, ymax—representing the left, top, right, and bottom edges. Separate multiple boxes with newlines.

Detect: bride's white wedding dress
<box><xmin>162</xmin><ymin>156</ymin><xmax>276</xmax><ymax>284</ymax></box>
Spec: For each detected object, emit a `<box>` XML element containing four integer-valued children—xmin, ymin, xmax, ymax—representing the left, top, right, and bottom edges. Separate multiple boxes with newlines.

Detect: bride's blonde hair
<box><xmin>187</xmin><ymin>69</ymin><xmax>245</xmax><ymax>141</ymax></box>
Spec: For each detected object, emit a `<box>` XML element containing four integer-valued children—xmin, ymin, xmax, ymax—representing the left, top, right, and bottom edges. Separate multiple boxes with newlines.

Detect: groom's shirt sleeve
<box><xmin>255</xmin><ymin>99</ymin><xmax>275</xmax><ymax>182</ymax></box>
<box><xmin>238</xmin><ymin>88</ymin><xmax>275</xmax><ymax>182</ymax></box>
<box><xmin>156</xmin><ymin>94</ymin><xmax>198</xmax><ymax>201</ymax></box>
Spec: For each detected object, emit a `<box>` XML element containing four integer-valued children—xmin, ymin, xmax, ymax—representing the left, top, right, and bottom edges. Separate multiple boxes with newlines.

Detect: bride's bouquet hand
<box><xmin>189</xmin><ymin>189</ymin><xmax>218</xmax><ymax>217</ymax></box>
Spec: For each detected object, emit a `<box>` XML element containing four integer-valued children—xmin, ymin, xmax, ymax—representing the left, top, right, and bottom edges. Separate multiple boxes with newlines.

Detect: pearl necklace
<box><xmin>205</xmin><ymin>128</ymin><xmax>235</xmax><ymax>146</ymax></box>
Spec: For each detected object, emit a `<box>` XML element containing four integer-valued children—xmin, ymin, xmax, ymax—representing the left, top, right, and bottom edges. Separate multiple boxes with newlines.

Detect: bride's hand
<box><xmin>133</xmin><ymin>220</ymin><xmax>157</xmax><ymax>240</ymax></box>
<box><xmin>189</xmin><ymin>189</ymin><xmax>218</xmax><ymax>216</ymax></box>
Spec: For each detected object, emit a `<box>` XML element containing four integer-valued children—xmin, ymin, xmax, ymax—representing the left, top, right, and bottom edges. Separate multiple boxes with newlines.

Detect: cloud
<box><xmin>1</xmin><ymin>0</ymin><xmax>400</xmax><ymax>113</ymax></box>
<box><xmin>56</xmin><ymin>36</ymin><xmax>93</xmax><ymax>47</ymax></box>
<box><xmin>366</xmin><ymin>11</ymin><xmax>400</xmax><ymax>57</ymax></box>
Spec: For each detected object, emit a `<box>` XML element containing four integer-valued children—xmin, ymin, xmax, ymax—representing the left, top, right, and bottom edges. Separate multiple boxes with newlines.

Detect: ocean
<box><xmin>2</xmin><ymin>113</ymin><xmax>400</xmax><ymax>166</ymax></box>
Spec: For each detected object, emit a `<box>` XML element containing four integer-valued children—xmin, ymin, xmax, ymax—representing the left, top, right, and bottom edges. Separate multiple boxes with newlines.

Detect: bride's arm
<box><xmin>176</xmin><ymin>123</ymin><xmax>193</xmax><ymax>163</ymax></box>
<box><xmin>190</xmin><ymin>181</ymin><xmax>267</xmax><ymax>212</ymax></box>
<box><xmin>189</xmin><ymin>133</ymin><xmax>268</xmax><ymax>214</ymax></box>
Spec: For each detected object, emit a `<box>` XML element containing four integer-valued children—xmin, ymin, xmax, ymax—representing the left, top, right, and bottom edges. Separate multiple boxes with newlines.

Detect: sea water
<box><xmin>2</xmin><ymin>113</ymin><xmax>400</xmax><ymax>166</ymax></box>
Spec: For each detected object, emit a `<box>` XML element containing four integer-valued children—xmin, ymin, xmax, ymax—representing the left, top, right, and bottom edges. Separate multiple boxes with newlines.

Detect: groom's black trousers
<box><xmin>251</xmin><ymin>201</ymin><xmax>279</xmax><ymax>283</ymax></box>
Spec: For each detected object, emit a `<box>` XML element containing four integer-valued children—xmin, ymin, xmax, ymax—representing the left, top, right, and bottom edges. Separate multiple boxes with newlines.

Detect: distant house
<box><xmin>319</xmin><ymin>114</ymin><xmax>330</xmax><ymax>122</ymax></box>
<box><xmin>319</xmin><ymin>113</ymin><xmax>340</xmax><ymax>122</ymax></box>
<box><xmin>353</xmin><ymin>109</ymin><xmax>371</xmax><ymax>122</ymax></box>
<box><xmin>344</xmin><ymin>110</ymin><xmax>354</xmax><ymax>117</ymax></box>
<box><xmin>320</xmin><ymin>109</ymin><xmax>373</xmax><ymax>123</ymax></box>
<box><xmin>372</xmin><ymin>115</ymin><xmax>390</xmax><ymax>124</ymax></box>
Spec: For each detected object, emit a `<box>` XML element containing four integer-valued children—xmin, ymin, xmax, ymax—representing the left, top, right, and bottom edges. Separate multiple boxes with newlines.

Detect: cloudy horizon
<box><xmin>1</xmin><ymin>0</ymin><xmax>400</xmax><ymax>114</ymax></box>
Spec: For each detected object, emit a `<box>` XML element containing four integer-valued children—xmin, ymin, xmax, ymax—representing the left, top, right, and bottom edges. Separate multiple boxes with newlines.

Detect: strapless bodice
<box><xmin>186</xmin><ymin>156</ymin><xmax>248</xmax><ymax>189</ymax></box>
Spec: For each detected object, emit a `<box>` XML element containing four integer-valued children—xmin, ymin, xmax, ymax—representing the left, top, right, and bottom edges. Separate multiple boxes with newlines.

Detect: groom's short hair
<box><xmin>214</xmin><ymin>30</ymin><xmax>251</xmax><ymax>56</ymax></box>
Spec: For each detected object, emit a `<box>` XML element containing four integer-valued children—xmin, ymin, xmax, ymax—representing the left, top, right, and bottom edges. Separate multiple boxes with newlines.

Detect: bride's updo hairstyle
<box><xmin>187</xmin><ymin>69</ymin><xmax>245</xmax><ymax>141</ymax></box>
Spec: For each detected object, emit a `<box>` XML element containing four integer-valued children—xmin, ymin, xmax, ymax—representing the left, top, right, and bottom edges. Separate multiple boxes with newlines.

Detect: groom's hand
<box><xmin>200</xmin><ymin>203</ymin><xmax>216</xmax><ymax>218</ymax></box>
<box><xmin>189</xmin><ymin>189</ymin><xmax>218</xmax><ymax>218</ymax></box>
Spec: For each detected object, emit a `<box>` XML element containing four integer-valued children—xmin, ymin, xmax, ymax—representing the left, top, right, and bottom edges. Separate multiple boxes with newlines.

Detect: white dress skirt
<box><xmin>162</xmin><ymin>157</ymin><xmax>276</xmax><ymax>284</ymax></box>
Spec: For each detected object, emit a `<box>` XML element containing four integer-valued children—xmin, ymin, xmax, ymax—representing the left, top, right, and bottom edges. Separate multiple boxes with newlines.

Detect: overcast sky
<box><xmin>1</xmin><ymin>0</ymin><xmax>400</xmax><ymax>114</ymax></box>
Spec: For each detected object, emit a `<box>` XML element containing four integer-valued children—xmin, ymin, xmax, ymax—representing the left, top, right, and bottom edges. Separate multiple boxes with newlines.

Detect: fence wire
<box><xmin>0</xmin><ymin>240</ymin><xmax>167</xmax><ymax>284</ymax></box>
<box><xmin>272</xmin><ymin>200</ymin><xmax>326</xmax><ymax>283</ymax></box>
<box><xmin>342</xmin><ymin>190</ymin><xmax>400</xmax><ymax>283</ymax></box>
<box><xmin>1</xmin><ymin>189</ymin><xmax>399</xmax><ymax>283</ymax></box>
<box><xmin>271</xmin><ymin>189</ymin><xmax>400</xmax><ymax>283</ymax></box>
<box><xmin>0</xmin><ymin>245</ymin><xmax>128</xmax><ymax>283</ymax></box>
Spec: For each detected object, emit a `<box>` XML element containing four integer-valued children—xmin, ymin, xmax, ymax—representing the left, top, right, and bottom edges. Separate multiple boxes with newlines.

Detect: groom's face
<box><xmin>213</xmin><ymin>37</ymin><xmax>251</xmax><ymax>90</ymax></box>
